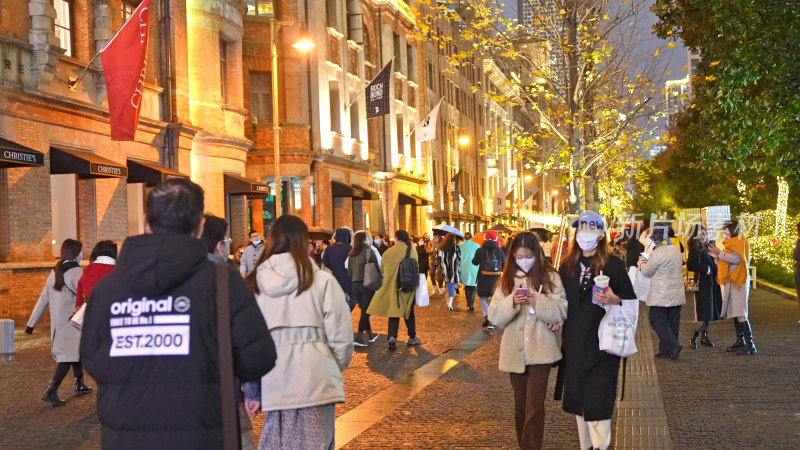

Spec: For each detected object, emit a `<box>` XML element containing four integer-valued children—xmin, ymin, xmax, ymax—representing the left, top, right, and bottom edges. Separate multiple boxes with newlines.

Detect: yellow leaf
<box><xmin>681</xmin><ymin>64</ymin><xmax>689</xmax><ymax>71</ymax></box>
<box><xmin>662</xmin><ymin>132</ymin><xmax>669</xmax><ymax>139</ymax></box>
<box><xmin>666</xmin><ymin>70</ymin><xmax>672</xmax><ymax>75</ymax></box>
<box><xmin>668</xmin><ymin>42</ymin><xmax>676</xmax><ymax>48</ymax></box>
<box><xmin>654</xmin><ymin>49</ymin><xmax>660</xmax><ymax>56</ymax></box>
<box><xmin>705</xmin><ymin>75</ymin><xmax>717</xmax><ymax>81</ymax></box>
<box><xmin>560</xmin><ymin>9</ymin><xmax>567</xmax><ymax>14</ymax></box>
<box><xmin>710</xmin><ymin>61</ymin><xmax>720</xmax><ymax>67</ymax></box>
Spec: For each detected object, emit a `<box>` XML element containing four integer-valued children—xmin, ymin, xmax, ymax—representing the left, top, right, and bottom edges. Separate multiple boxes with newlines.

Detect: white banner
<box><xmin>415</xmin><ymin>98</ymin><xmax>443</xmax><ymax>142</ymax></box>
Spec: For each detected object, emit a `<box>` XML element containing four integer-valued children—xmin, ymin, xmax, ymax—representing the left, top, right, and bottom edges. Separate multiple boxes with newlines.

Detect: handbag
<box><xmin>414</xmin><ymin>273</ymin><xmax>430</xmax><ymax>307</ymax></box>
<box><xmin>480</xmin><ymin>248</ymin><xmax>503</xmax><ymax>276</ymax></box>
<box><xmin>363</xmin><ymin>249</ymin><xmax>383</xmax><ymax>291</ymax></box>
<box><xmin>598</xmin><ymin>299</ymin><xmax>639</xmax><ymax>358</ymax></box>
<box><xmin>69</xmin><ymin>303</ymin><xmax>86</xmax><ymax>331</ymax></box>
<box><xmin>627</xmin><ymin>266</ymin><xmax>650</xmax><ymax>302</ymax></box>
<box><xmin>214</xmin><ymin>263</ymin><xmax>241</xmax><ymax>450</ymax></box>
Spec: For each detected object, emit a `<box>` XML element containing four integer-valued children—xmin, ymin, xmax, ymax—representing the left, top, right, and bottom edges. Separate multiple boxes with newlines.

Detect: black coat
<box><xmin>416</xmin><ymin>246</ymin><xmax>430</xmax><ymax>274</ymax></box>
<box><xmin>687</xmin><ymin>242</ymin><xmax>722</xmax><ymax>321</ymax></box>
<box><xmin>558</xmin><ymin>254</ymin><xmax>635</xmax><ymax>421</ymax></box>
<box><xmin>80</xmin><ymin>233</ymin><xmax>277</xmax><ymax>449</ymax></box>
<box><xmin>472</xmin><ymin>241</ymin><xmax>505</xmax><ymax>298</ymax></box>
<box><xmin>323</xmin><ymin>229</ymin><xmax>353</xmax><ymax>296</ymax></box>
<box><xmin>625</xmin><ymin>238</ymin><xmax>644</xmax><ymax>268</ymax></box>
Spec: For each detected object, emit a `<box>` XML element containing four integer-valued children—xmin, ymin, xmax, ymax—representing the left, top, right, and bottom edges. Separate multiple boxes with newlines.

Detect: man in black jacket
<box><xmin>80</xmin><ymin>179</ymin><xmax>277</xmax><ymax>449</ymax></box>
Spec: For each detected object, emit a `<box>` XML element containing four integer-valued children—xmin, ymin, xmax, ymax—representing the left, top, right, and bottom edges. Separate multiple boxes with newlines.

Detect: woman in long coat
<box><xmin>557</xmin><ymin>211</ymin><xmax>635</xmax><ymax>450</ymax></box>
<box><xmin>686</xmin><ymin>225</ymin><xmax>722</xmax><ymax>348</ymax></box>
<box><xmin>437</xmin><ymin>233</ymin><xmax>462</xmax><ymax>311</ymax></box>
<box><xmin>368</xmin><ymin>230</ymin><xmax>420</xmax><ymax>349</ymax></box>
<box><xmin>25</xmin><ymin>239</ymin><xmax>91</xmax><ymax>406</ymax></box>
<box><xmin>708</xmin><ymin>221</ymin><xmax>755</xmax><ymax>355</ymax></box>
<box><xmin>472</xmin><ymin>230</ymin><xmax>505</xmax><ymax>327</ymax></box>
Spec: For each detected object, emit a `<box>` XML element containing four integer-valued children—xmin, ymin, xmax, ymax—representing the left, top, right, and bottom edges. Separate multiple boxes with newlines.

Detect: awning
<box><xmin>224</xmin><ymin>173</ymin><xmax>270</xmax><ymax>198</ymax></box>
<box><xmin>412</xmin><ymin>194</ymin><xmax>432</xmax><ymax>206</ymax></box>
<box><xmin>398</xmin><ymin>192</ymin><xmax>422</xmax><ymax>206</ymax></box>
<box><xmin>0</xmin><ymin>138</ymin><xmax>44</xmax><ymax>168</ymax></box>
<box><xmin>127</xmin><ymin>159</ymin><xmax>189</xmax><ymax>186</ymax></box>
<box><xmin>331</xmin><ymin>181</ymin><xmax>364</xmax><ymax>198</ymax></box>
<box><xmin>352</xmin><ymin>184</ymin><xmax>379</xmax><ymax>200</ymax></box>
<box><xmin>50</xmin><ymin>147</ymin><xmax>127</xmax><ymax>178</ymax></box>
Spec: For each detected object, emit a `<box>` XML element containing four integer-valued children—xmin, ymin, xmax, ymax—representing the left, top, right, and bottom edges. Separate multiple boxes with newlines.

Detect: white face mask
<box><xmin>516</xmin><ymin>257</ymin><xmax>536</xmax><ymax>274</ymax></box>
<box><xmin>374</xmin><ymin>238</ymin><xmax>381</xmax><ymax>245</ymax></box>
<box><xmin>576</xmin><ymin>231</ymin><xmax>600</xmax><ymax>252</ymax></box>
<box><xmin>75</xmin><ymin>254</ymin><xmax>83</xmax><ymax>264</ymax></box>
<box><xmin>418</xmin><ymin>240</ymin><xmax>425</xmax><ymax>246</ymax></box>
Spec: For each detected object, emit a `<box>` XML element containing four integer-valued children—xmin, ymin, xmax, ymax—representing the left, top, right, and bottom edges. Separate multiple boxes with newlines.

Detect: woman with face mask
<box><xmin>487</xmin><ymin>232</ymin><xmax>567</xmax><ymax>450</ymax></box>
<box><xmin>556</xmin><ymin>211</ymin><xmax>636</xmax><ymax>450</ymax></box>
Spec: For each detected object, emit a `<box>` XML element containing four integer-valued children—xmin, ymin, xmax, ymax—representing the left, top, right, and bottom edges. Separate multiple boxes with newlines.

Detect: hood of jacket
<box><xmin>333</xmin><ymin>228</ymin><xmax>352</xmax><ymax>245</ymax></box>
<box><xmin>257</xmin><ymin>252</ymin><xmax>317</xmax><ymax>298</ymax></box>
<box><xmin>116</xmin><ymin>233</ymin><xmax>209</xmax><ymax>297</ymax></box>
<box><xmin>482</xmin><ymin>240</ymin><xmax>499</xmax><ymax>251</ymax></box>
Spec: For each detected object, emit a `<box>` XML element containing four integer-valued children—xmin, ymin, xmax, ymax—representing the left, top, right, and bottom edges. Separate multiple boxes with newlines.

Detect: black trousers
<box><xmin>388</xmin><ymin>303</ymin><xmax>416</xmax><ymax>339</ymax></box>
<box><xmin>51</xmin><ymin>361</ymin><xmax>83</xmax><ymax>389</ymax></box>
<box><xmin>649</xmin><ymin>305</ymin><xmax>682</xmax><ymax>356</ymax></box>
<box><xmin>351</xmin><ymin>281</ymin><xmax>375</xmax><ymax>334</ymax></box>
<box><xmin>464</xmin><ymin>286</ymin><xmax>477</xmax><ymax>307</ymax></box>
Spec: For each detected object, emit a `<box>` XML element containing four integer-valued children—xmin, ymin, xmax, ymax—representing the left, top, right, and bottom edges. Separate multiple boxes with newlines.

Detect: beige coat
<box><xmin>719</xmin><ymin>249</ymin><xmax>750</xmax><ymax>318</ymax></box>
<box><xmin>488</xmin><ymin>270</ymin><xmax>568</xmax><ymax>374</ymax></box>
<box><xmin>367</xmin><ymin>242</ymin><xmax>418</xmax><ymax>319</ymax></box>
<box><xmin>27</xmin><ymin>267</ymin><xmax>83</xmax><ymax>362</ymax></box>
<box><xmin>254</xmin><ymin>252</ymin><xmax>354</xmax><ymax>411</ymax></box>
<box><xmin>638</xmin><ymin>244</ymin><xmax>686</xmax><ymax>307</ymax></box>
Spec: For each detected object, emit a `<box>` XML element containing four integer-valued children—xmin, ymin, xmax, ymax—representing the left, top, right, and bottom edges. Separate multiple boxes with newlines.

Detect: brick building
<box><xmin>0</xmin><ymin>0</ymin><xmax>263</xmax><ymax>324</ymax></box>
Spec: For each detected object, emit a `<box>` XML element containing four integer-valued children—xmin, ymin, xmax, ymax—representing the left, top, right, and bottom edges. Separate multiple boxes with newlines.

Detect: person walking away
<box><xmin>201</xmin><ymin>214</ymin><xmax>256</xmax><ymax>449</ymax></box>
<box><xmin>416</xmin><ymin>236</ymin><xmax>430</xmax><ymax>285</ymax></box>
<box><xmin>80</xmin><ymin>179</ymin><xmax>276</xmax><ymax>448</ymax></box>
<box><xmin>75</xmin><ymin>240</ymin><xmax>117</xmax><ymax>308</ymax></box>
<box><xmin>240</xmin><ymin>230</ymin><xmax>265</xmax><ymax>276</ymax></box>
<box><xmin>488</xmin><ymin>232</ymin><xmax>567</xmax><ymax>450</ymax></box>
<box><xmin>458</xmin><ymin>232</ymin><xmax>480</xmax><ymax>311</ymax></box>
<box><xmin>368</xmin><ymin>230</ymin><xmax>421</xmax><ymax>349</ymax></box>
<box><xmin>473</xmin><ymin>230</ymin><xmax>505</xmax><ymax>328</ymax></box>
<box><xmin>794</xmin><ymin>222</ymin><xmax>800</xmax><ymax>323</ymax></box>
<box><xmin>428</xmin><ymin>234</ymin><xmax>445</xmax><ymax>297</ymax></box>
<box><xmin>437</xmin><ymin>233</ymin><xmax>462</xmax><ymax>311</ymax></box>
<box><xmin>686</xmin><ymin>225</ymin><xmax>722</xmax><ymax>348</ymax></box>
<box><xmin>323</xmin><ymin>228</ymin><xmax>355</xmax><ymax>310</ymax></box>
<box><xmin>348</xmin><ymin>231</ymin><xmax>381</xmax><ymax>347</ymax></box>
<box><xmin>26</xmin><ymin>239</ymin><xmax>89</xmax><ymax>406</ymax></box>
<box><xmin>637</xmin><ymin>223</ymin><xmax>687</xmax><ymax>359</ymax></box>
<box><xmin>557</xmin><ymin>211</ymin><xmax>636</xmax><ymax>450</ymax></box>
<box><xmin>708</xmin><ymin>221</ymin><xmax>756</xmax><ymax>355</ymax></box>
<box><xmin>244</xmin><ymin>215</ymin><xmax>353</xmax><ymax>449</ymax></box>
<box><xmin>624</xmin><ymin>223</ymin><xmax>644</xmax><ymax>269</ymax></box>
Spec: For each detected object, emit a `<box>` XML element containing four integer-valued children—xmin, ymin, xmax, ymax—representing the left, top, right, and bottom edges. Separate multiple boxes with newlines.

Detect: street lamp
<box><xmin>270</xmin><ymin>19</ymin><xmax>315</xmax><ymax>219</ymax></box>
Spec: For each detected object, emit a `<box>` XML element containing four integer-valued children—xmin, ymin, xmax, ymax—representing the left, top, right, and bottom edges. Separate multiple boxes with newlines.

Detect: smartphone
<box><xmin>515</xmin><ymin>287</ymin><xmax>529</xmax><ymax>303</ymax></box>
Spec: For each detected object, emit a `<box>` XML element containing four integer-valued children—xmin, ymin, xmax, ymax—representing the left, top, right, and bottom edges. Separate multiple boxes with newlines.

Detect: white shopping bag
<box><xmin>598</xmin><ymin>299</ymin><xmax>639</xmax><ymax>357</ymax></box>
<box><xmin>628</xmin><ymin>266</ymin><xmax>651</xmax><ymax>302</ymax></box>
<box><xmin>415</xmin><ymin>274</ymin><xmax>430</xmax><ymax>307</ymax></box>
<box><xmin>69</xmin><ymin>303</ymin><xmax>86</xmax><ymax>331</ymax></box>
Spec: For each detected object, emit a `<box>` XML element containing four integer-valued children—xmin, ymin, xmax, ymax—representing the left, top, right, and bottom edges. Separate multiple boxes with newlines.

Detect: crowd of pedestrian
<box><xmin>24</xmin><ymin>176</ymin><xmax>783</xmax><ymax>450</ymax></box>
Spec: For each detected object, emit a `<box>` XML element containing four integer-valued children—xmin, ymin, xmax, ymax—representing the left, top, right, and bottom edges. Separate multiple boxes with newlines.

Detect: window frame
<box><xmin>53</xmin><ymin>0</ymin><xmax>74</xmax><ymax>57</ymax></box>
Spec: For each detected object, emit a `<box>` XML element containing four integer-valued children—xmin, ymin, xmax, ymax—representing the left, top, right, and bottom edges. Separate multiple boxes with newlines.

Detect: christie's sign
<box><xmin>90</xmin><ymin>163</ymin><xmax>127</xmax><ymax>177</ymax></box>
<box><xmin>0</xmin><ymin>148</ymin><xmax>44</xmax><ymax>166</ymax></box>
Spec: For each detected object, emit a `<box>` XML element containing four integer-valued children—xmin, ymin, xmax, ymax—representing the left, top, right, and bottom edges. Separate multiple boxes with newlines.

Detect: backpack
<box><xmin>480</xmin><ymin>248</ymin><xmax>502</xmax><ymax>276</ymax></box>
<box><xmin>398</xmin><ymin>243</ymin><xmax>420</xmax><ymax>292</ymax></box>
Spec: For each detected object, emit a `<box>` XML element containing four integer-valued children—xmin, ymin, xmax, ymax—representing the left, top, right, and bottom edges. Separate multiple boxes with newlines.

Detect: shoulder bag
<box><xmin>363</xmin><ymin>249</ymin><xmax>383</xmax><ymax>291</ymax></box>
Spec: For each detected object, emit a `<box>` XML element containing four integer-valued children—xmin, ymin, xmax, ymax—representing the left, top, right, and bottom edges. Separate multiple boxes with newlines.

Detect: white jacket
<box><xmin>638</xmin><ymin>244</ymin><xmax>686</xmax><ymax>307</ymax></box>
<box><xmin>27</xmin><ymin>266</ymin><xmax>83</xmax><ymax>362</ymax></box>
<box><xmin>488</xmin><ymin>270</ymin><xmax>568</xmax><ymax>374</ymax></box>
<box><xmin>254</xmin><ymin>252</ymin><xmax>353</xmax><ymax>411</ymax></box>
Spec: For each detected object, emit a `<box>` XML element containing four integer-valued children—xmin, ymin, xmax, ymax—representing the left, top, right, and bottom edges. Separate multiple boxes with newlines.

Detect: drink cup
<box><xmin>592</xmin><ymin>274</ymin><xmax>610</xmax><ymax>306</ymax></box>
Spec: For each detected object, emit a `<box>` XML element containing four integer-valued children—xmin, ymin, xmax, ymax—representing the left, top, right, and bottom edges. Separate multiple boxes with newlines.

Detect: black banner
<box><xmin>366</xmin><ymin>61</ymin><xmax>393</xmax><ymax>119</ymax></box>
<box><xmin>450</xmin><ymin>170</ymin><xmax>461</xmax><ymax>203</ymax></box>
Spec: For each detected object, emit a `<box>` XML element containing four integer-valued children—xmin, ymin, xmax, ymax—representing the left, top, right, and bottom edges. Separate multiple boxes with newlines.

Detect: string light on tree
<box><xmin>775</xmin><ymin>176</ymin><xmax>789</xmax><ymax>237</ymax></box>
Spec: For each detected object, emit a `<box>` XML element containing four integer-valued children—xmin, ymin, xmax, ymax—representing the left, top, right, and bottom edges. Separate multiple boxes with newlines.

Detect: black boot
<box><xmin>700</xmin><ymin>330</ymin><xmax>715</xmax><ymax>347</ymax></box>
<box><xmin>726</xmin><ymin>320</ymin><xmax>745</xmax><ymax>352</ymax></box>
<box><xmin>74</xmin><ymin>377</ymin><xmax>93</xmax><ymax>396</ymax></box>
<box><xmin>737</xmin><ymin>320</ymin><xmax>757</xmax><ymax>355</ymax></box>
<box><xmin>41</xmin><ymin>381</ymin><xmax>65</xmax><ymax>406</ymax></box>
<box><xmin>689</xmin><ymin>331</ymin><xmax>699</xmax><ymax>349</ymax></box>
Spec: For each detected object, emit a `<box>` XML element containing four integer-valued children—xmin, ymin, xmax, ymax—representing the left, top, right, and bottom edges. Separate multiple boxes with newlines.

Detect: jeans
<box><xmin>388</xmin><ymin>303</ymin><xmax>416</xmax><ymax>339</ymax></box>
<box><xmin>480</xmin><ymin>296</ymin><xmax>491</xmax><ymax>317</ymax></box>
<box><xmin>649</xmin><ymin>305</ymin><xmax>682</xmax><ymax>356</ymax></box>
<box><xmin>464</xmin><ymin>286</ymin><xmax>477</xmax><ymax>308</ymax></box>
<box><xmin>351</xmin><ymin>281</ymin><xmax>374</xmax><ymax>334</ymax></box>
<box><xmin>445</xmin><ymin>282</ymin><xmax>457</xmax><ymax>298</ymax></box>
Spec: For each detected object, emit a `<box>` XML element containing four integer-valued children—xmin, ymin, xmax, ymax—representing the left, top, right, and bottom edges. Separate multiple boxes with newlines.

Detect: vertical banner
<box><xmin>101</xmin><ymin>0</ymin><xmax>152</xmax><ymax>141</ymax></box>
<box><xmin>366</xmin><ymin>60</ymin><xmax>393</xmax><ymax>119</ymax></box>
<box><xmin>415</xmin><ymin>97</ymin><xmax>443</xmax><ymax>142</ymax></box>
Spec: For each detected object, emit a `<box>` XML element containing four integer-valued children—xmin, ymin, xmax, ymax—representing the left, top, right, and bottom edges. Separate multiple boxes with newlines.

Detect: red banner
<box><xmin>101</xmin><ymin>0</ymin><xmax>151</xmax><ymax>141</ymax></box>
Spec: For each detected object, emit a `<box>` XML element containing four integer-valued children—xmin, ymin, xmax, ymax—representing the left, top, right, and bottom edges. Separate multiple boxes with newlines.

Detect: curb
<box><xmin>756</xmin><ymin>280</ymin><xmax>797</xmax><ymax>302</ymax></box>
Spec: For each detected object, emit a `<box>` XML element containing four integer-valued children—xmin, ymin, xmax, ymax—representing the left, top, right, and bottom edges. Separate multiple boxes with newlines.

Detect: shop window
<box><xmin>50</xmin><ymin>174</ymin><xmax>78</xmax><ymax>257</ymax></box>
<box><xmin>249</xmin><ymin>71</ymin><xmax>272</xmax><ymax>125</ymax></box>
<box><xmin>54</xmin><ymin>0</ymin><xmax>73</xmax><ymax>57</ymax></box>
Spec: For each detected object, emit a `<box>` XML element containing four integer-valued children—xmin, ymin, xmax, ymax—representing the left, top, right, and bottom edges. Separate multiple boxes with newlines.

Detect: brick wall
<box><xmin>0</xmin><ymin>267</ymin><xmax>52</xmax><ymax>326</ymax></box>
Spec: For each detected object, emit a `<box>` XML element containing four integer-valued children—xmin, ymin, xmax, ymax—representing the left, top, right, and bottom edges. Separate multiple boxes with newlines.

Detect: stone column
<box><xmin>333</xmin><ymin>196</ymin><xmax>353</xmax><ymax>230</ymax></box>
<box><xmin>28</xmin><ymin>0</ymin><xmax>64</xmax><ymax>86</ymax></box>
<box><xmin>352</xmin><ymin>200</ymin><xmax>364</xmax><ymax>230</ymax></box>
<box><xmin>251</xmin><ymin>198</ymin><xmax>264</xmax><ymax>235</ymax></box>
<box><xmin>298</xmin><ymin>176</ymin><xmax>313</xmax><ymax>226</ymax></box>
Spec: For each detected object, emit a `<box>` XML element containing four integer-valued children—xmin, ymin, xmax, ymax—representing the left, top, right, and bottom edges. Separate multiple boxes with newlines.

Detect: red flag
<box><xmin>101</xmin><ymin>0</ymin><xmax>151</xmax><ymax>141</ymax></box>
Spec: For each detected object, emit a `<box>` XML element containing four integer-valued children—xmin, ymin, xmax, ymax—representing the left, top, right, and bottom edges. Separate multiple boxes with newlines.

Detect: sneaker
<box><xmin>369</xmin><ymin>333</ymin><xmax>380</xmax><ymax>343</ymax></box>
<box><xmin>482</xmin><ymin>318</ymin><xmax>490</xmax><ymax>328</ymax></box>
<box><xmin>387</xmin><ymin>337</ymin><xmax>397</xmax><ymax>350</ymax></box>
<box><xmin>487</xmin><ymin>324</ymin><xmax>496</xmax><ymax>330</ymax></box>
<box><xmin>407</xmin><ymin>336</ymin><xmax>422</xmax><ymax>346</ymax></box>
<box><xmin>353</xmin><ymin>333</ymin><xmax>368</xmax><ymax>347</ymax></box>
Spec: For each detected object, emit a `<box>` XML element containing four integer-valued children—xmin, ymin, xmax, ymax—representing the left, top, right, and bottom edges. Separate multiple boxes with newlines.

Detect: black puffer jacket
<box><xmin>80</xmin><ymin>233</ymin><xmax>276</xmax><ymax>449</ymax></box>
<box><xmin>472</xmin><ymin>240</ymin><xmax>505</xmax><ymax>298</ymax></box>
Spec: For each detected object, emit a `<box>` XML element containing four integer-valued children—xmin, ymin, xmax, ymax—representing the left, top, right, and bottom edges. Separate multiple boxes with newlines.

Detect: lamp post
<box><xmin>446</xmin><ymin>126</ymin><xmax>469</xmax><ymax>225</ymax></box>
<box><xmin>269</xmin><ymin>18</ymin><xmax>314</xmax><ymax>219</ymax></box>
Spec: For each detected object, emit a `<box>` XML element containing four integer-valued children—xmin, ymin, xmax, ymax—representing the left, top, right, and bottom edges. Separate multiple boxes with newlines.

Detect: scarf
<box><xmin>717</xmin><ymin>237</ymin><xmax>749</xmax><ymax>289</ymax></box>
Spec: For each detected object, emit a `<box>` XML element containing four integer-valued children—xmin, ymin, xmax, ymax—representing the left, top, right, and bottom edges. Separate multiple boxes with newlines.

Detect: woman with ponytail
<box><xmin>26</xmin><ymin>238</ymin><xmax>91</xmax><ymax>406</ymax></box>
